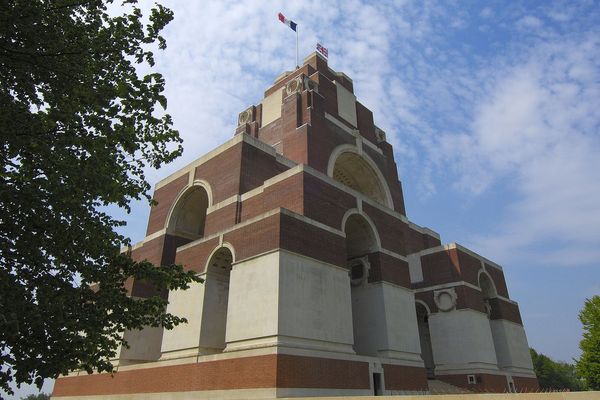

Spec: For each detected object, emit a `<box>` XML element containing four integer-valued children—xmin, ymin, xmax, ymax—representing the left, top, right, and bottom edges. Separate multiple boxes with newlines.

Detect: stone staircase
<box><xmin>427</xmin><ymin>379</ymin><xmax>473</xmax><ymax>395</ymax></box>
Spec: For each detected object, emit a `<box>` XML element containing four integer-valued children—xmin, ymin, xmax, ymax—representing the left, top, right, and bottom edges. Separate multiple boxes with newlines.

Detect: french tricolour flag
<box><xmin>278</xmin><ymin>12</ymin><xmax>297</xmax><ymax>32</ymax></box>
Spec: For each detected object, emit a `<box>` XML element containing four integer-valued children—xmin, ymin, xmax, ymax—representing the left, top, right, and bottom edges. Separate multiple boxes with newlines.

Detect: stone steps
<box><xmin>427</xmin><ymin>379</ymin><xmax>474</xmax><ymax>394</ymax></box>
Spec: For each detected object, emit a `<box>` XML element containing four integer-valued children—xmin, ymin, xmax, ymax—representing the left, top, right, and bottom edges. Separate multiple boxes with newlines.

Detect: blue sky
<box><xmin>8</xmin><ymin>0</ymin><xmax>600</xmax><ymax>398</ymax></box>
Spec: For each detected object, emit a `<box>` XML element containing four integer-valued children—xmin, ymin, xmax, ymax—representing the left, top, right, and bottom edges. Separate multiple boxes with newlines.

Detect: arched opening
<box><xmin>344</xmin><ymin>213</ymin><xmax>379</xmax><ymax>355</ymax></box>
<box><xmin>479</xmin><ymin>270</ymin><xmax>507</xmax><ymax>373</ymax></box>
<box><xmin>479</xmin><ymin>272</ymin><xmax>497</xmax><ymax>318</ymax></box>
<box><xmin>167</xmin><ymin>185</ymin><xmax>209</xmax><ymax>239</ymax></box>
<box><xmin>332</xmin><ymin>151</ymin><xmax>390</xmax><ymax>207</ymax></box>
<box><xmin>416</xmin><ymin>302</ymin><xmax>435</xmax><ymax>378</ymax></box>
<box><xmin>199</xmin><ymin>246</ymin><xmax>233</xmax><ymax>354</ymax></box>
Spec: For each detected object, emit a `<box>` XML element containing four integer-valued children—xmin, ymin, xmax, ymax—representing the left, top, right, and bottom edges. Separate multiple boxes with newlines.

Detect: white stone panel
<box><xmin>278</xmin><ymin>251</ymin><xmax>354</xmax><ymax>346</ymax></box>
<box><xmin>260</xmin><ymin>88</ymin><xmax>283</xmax><ymax>127</ymax></box>
<box><xmin>407</xmin><ymin>253</ymin><xmax>424</xmax><ymax>283</ymax></box>
<box><xmin>225</xmin><ymin>252</ymin><xmax>279</xmax><ymax>344</ymax></box>
<box><xmin>199</xmin><ymin>271</ymin><xmax>230</xmax><ymax>351</ymax></box>
<box><xmin>490</xmin><ymin>319</ymin><xmax>535</xmax><ymax>372</ymax></box>
<box><xmin>161</xmin><ymin>280</ymin><xmax>204</xmax><ymax>355</ymax></box>
<box><xmin>335</xmin><ymin>81</ymin><xmax>357</xmax><ymax>127</ymax></box>
<box><xmin>351</xmin><ymin>282</ymin><xmax>422</xmax><ymax>361</ymax></box>
<box><xmin>351</xmin><ymin>282</ymin><xmax>383</xmax><ymax>356</ymax></box>
<box><xmin>429</xmin><ymin>309</ymin><xmax>498</xmax><ymax>370</ymax></box>
<box><xmin>120</xmin><ymin>326</ymin><xmax>163</xmax><ymax>362</ymax></box>
<box><xmin>380</xmin><ymin>283</ymin><xmax>422</xmax><ymax>358</ymax></box>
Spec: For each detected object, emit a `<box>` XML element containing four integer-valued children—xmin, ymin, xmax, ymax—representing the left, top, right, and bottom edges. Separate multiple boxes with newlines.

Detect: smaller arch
<box><xmin>327</xmin><ymin>145</ymin><xmax>394</xmax><ymax>208</ymax></box>
<box><xmin>165</xmin><ymin>180</ymin><xmax>213</xmax><ymax>238</ymax></box>
<box><xmin>415</xmin><ymin>300</ymin><xmax>431</xmax><ymax>317</ymax></box>
<box><xmin>342</xmin><ymin>210</ymin><xmax>381</xmax><ymax>258</ymax></box>
<box><xmin>415</xmin><ymin>300</ymin><xmax>435</xmax><ymax>378</ymax></box>
<box><xmin>478</xmin><ymin>270</ymin><xmax>498</xmax><ymax>299</ymax></box>
<box><xmin>341</xmin><ymin>209</ymin><xmax>382</xmax><ymax>249</ymax></box>
<box><xmin>204</xmin><ymin>243</ymin><xmax>236</xmax><ymax>274</ymax></box>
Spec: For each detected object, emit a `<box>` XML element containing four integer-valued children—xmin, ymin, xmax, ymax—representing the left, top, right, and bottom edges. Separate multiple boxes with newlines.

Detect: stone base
<box><xmin>52</xmin><ymin>352</ymin><xmax>427</xmax><ymax>398</ymax></box>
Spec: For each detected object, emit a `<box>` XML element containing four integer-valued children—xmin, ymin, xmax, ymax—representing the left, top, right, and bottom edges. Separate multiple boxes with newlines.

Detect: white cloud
<box><xmin>438</xmin><ymin>34</ymin><xmax>600</xmax><ymax>267</ymax></box>
<box><xmin>120</xmin><ymin>1</ymin><xmax>600</xmax><ymax>272</ymax></box>
<box><xmin>517</xmin><ymin>15</ymin><xmax>544</xmax><ymax>30</ymax></box>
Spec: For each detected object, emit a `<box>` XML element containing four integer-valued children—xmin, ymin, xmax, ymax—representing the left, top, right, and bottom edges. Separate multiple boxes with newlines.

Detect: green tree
<box><xmin>530</xmin><ymin>348</ymin><xmax>583</xmax><ymax>391</ymax></box>
<box><xmin>0</xmin><ymin>0</ymin><xmax>200</xmax><ymax>394</ymax></box>
<box><xmin>576</xmin><ymin>295</ymin><xmax>600</xmax><ymax>390</ymax></box>
<box><xmin>22</xmin><ymin>393</ymin><xmax>50</xmax><ymax>400</ymax></box>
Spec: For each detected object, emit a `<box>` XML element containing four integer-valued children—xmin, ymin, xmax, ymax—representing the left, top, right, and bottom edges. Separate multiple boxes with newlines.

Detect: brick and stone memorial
<box><xmin>53</xmin><ymin>52</ymin><xmax>539</xmax><ymax>398</ymax></box>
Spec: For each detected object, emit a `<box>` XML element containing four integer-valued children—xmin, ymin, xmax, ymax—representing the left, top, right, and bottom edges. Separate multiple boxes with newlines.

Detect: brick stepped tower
<box><xmin>53</xmin><ymin>52</ymin><xmax>539</xmax><ymax>399</ymax></box>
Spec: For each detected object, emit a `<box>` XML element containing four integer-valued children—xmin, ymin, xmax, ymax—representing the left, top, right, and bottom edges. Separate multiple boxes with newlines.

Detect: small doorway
<box><xmin>373</xmin><ymin>373</ymin><xmax>383</xmax><ymax>396</ymax></box>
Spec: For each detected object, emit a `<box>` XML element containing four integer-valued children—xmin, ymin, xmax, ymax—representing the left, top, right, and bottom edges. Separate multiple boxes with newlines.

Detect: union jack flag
<box><xmin>317</xmin><ymin>43</ymin><xmax>328</xmax><ymax>58</ymax></box>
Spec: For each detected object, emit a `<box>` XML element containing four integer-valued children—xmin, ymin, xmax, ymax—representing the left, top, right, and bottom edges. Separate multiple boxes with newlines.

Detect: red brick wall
<box><xmin>239</xmin><ymin>143</ymin><xmax>290</xmax><ymax>194</ymax></box>
<box><xmin>223</xmin><ymin>214</ymin><xmax>280</xmax><ymax>262</ymax></box>
<box><xmin>382</xmin><ymin>364</ymin><xmax>428</xmax><ymax>391</ymax></box>
<box><xmin>362</xmin><ymin>203</ymin><xmax>429</xmax><ymax>256</ymax></box>
<box><xmin>276</xmin><ymin>355</ymin><xmax>370</xmax><ymax>389</ymax></box>
<box><xmin>418</xmin><ymin>249</ymin><xmax>460</xmax><ymax>288</ymax></box>
<box><xmin>303</xmin><ymin>172</ymin><xmax>356</xmax><ymax>230</ymax></box>
<box><xmin>174</xmin><ymin>237</ymin><xmax>220</xmax><ymax>273</ymax></box>
<box><xmin>489</xmin><ymin>297</ymin><xmax>523</xmax><ymax>325</ymax></box>
<box><xmin>282</xmin><ymin>124</ymin><xmax>309</xmax><ymax>166</ymax></box>
<box><xmin>146</xmin><ymin>173</ymin><xmax>189</xmax><ymax>235</ymax></box>
<box><xmin>237</xmin><ymin>172</ymin><xmax>304</xmax><ymax>222</ymax></box>
<box><xmin>456</xmin><ymin>249</ymin><xmax>482</xmax><ymax>286</ymax></box>
<box><xmin>194</xmin><ymin>143</ymin><xmax>243</xmax><ymax>204</ymax></box>
<box><xmin>455</xmin><ymin>284</ymin><xmax>486</xmax><ymax>313</ymax></box>
<box><xmin>280</xmin><ymin>212</ymin><xmax>346</xmax><ymax>268</ymax></box>
<box><xmin>52</xmin><ymin>354</ymin><xmax>372</xmax><ymax>397</ymax></box>
<box><xmin>356</xmin><ymin>101</ymin><xmax>377</xmax><ymax>144</ymax></box>
<box><xmin>204</xmin><ymin>202</ymin><xmax>238</xmax><ymax>237</ymax></box>
<box><xmin>415</xmin><ymin>291</ymin><xmax>438</xmax><ymax>313</ymax></box>
<box><xmin>53</xmin><ymin>355</ymin><xmax>278</xmax><ymax>396</ymax></box>
<box><xmin>130</xmin><ymin>236</ymin><xmax>166</xmax><ymax>266</ymax></box>
<box><xmin>486</xmin><ymin>263</ymin><xmax>510</xmax><ymax>298</ymax></box>
<box><xmin>512</xmin><ymin>376</ymin><xmax>540</xmax><ymax>392</ymax></box>
<box><xmin>368</xmin><ymin>252</ymin><xmax>411</xmax><ymax>288</ymax></box>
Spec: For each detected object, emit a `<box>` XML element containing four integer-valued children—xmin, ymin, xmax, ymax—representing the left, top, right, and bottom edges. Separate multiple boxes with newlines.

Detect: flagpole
<box><xmin>296</xmin><ymin>26</ymin><xmax>299</xmax><ymax>68</ymax></box>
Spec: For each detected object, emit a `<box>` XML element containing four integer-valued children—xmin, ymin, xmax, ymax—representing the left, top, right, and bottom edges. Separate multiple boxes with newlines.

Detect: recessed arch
<box><xmin>478</xmin><ymin>270</ymin><xmax>498</xmax><ymax>300</ymax></box>
<box><xmin>165</xmin><ymin>180</ymin><xmax>212</xmax><ymax>239</ymax></box>
<box><xmin>204</xmin><ymin>243</ymin><xmax>235</xmax><ymax>274</ymax></box>
<box><xmin>342</xmin><ymin>210</ymin><xmax>381</xmax><ymax>258</ymax></box>
<box><xmin>415</xmin><ymin>301</ymin><xmax>435</xmax><ymax>377</ymax></box>
<box><xmin>198</xmin><ymin>245</ymin><xmax>234</xmax><ymax>354</ymax></box>
<box><xmin>415</xmin><ymin>300</ymin><xmax>431</xmax><ymax>317</ymax></box>
<box><xmin>327</xmin><ymin>145</ymin><xmax>393</xmax><ymax>208</ymax></box>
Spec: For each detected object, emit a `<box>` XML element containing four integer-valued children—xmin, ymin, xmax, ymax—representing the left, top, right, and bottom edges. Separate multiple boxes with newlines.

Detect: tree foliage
<box><xmin>0</xmin><ymin>0</ymin><xmax>200</xmax><ymax>394</ymax></box>
<box><xmin>530</xmin><ymin>348</ymin><xmax>583</xmax><ymax>391</ymax></box>
<box><xmin>21</xmin><ymin>393</ymin><xmax>50</xmax><ymax>400</ymax></box>
<box><xmin>576</xmin><ymin>295</ymin><xmax>600</xmax><ymax>390</ymax></box>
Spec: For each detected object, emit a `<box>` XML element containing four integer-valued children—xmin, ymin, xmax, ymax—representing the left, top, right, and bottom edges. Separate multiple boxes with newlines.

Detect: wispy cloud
<box><xmin>436</xmin><ymin>34</ymin><xmax>600</xmax><ymax>267</ymax></box>
<box><xmin>121</xmin><ymin>1</ymin><xmax>600</xmax><ymax>272</ymax></box>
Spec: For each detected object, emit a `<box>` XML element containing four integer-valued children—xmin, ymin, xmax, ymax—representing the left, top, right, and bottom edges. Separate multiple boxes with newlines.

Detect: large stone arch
<box><xmin>165</xmin><ymin>180</ymin><xmax>212</xmax><ymax>238</ymax></box>
<box><xmin>327</xmin><ymin>145</ymin><xmax>394</xmax><ymax>208</ymax></box>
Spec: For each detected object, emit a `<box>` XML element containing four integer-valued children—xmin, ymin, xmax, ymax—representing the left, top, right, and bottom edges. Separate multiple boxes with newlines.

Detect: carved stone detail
<box><xmin>434</xmin><ymin>288</ymin><xmax>457</xmax><ymax>312</ymax></box>
<box><xmin>237</xmin><ymin>107</ymin><xmax>253</xmax><ymax>126</ymax></box>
